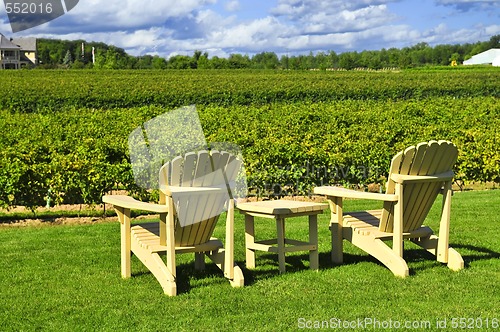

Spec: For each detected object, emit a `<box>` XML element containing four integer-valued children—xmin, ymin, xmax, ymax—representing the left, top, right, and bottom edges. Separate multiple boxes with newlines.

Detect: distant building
<box><xmin>0</xmin><ymin>33</ymin><xmax>37</xmax><ymax>69</ymax></box>
<box><xmin>463</xmin><ymin>48</ymin><xmax>500</xmax><ymax>67</ymax></box>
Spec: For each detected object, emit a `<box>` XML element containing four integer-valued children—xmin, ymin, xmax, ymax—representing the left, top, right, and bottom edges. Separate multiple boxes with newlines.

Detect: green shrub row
<box><xmin>0</xmin><ymin>69</ymin><xmax>499</xmax><ymax>112</ymax></box>
<box><xmin>0</xmin><ymin>96</ymin><xmax>498</xmax><ymax>208</ymax></box>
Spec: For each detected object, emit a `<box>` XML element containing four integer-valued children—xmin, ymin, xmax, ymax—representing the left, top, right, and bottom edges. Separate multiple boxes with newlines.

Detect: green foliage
<box><xmin>0</xmin><ymin>69</ymin><xmax>498</xmax><ymax>207</ymax></box>
<box><xmin>0</xmin><ymin>69</ymin><xmax>498</xmax><ymax>113</ymax></box>
<box><xmin>37</xmin><ymin>35</ymin><xmax>500</xmax><ymax>70</ymax></box>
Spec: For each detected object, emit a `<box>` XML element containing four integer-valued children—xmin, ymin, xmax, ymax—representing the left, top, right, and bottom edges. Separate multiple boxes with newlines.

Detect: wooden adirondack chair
<box><xmin>314</xmin><ymin>140</ymin><xmax>464</xmax><ymax>277</ymax></box>
<box><xmin>103</xmin><ymin>150</ymin><xmax>244</xmax><ymax>295</ymax></box>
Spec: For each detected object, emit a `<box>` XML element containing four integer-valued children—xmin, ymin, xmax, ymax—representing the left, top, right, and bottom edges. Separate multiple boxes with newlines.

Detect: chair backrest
<box><xmin>159</xmin><ymin>150</ymin><xmax>242</xmax><ymax>246</ymax></box>
<box><xmin>379</xmin><ymin>141</ymin><xmax>458</xmax><ymax>233</ymax></box>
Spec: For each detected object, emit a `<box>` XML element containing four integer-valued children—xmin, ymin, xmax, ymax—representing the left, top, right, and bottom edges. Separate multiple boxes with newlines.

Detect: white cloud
<box><xmin>271</xmin><ymin>0</ymin><xmax>399</xmax><ymax>18</ymax></box>
<box><xmin>65</xmin><ymin>0</ymin><xmax>216</xmax><ymax>29</ymax></box>
<box><xmin>1</xmin><ymin>0</ymin><xmax>498</xmax><ymax>58</ymax></box>
<box><xmin>437</xmin><ymin>0</ymin><xmax>497</xmax><ymax>4</ymax></box>
<box><xmin>225</xmin><ymin>0</ymin><xmax>241</xmax><ymax>12</ymax></box>
<box><xmin>303</xmin><ymin>5</ymin><xmax>397</xmax><ymax>34</ymax></box>
<box><xmin>435</xmin><ymin>0</ymin><xmax>500</xmax><ymax>11</ymax></box>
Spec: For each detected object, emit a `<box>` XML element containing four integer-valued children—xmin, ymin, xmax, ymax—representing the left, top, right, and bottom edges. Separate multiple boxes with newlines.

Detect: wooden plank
<box><xmin>103</xmin><ymin>195</ymin><xmax>169</xmax><ymax>213</ymax></box>
<box><xmin>216</xmin><ymin>151</ymin><xmax>231</xmax><ymax>171</ymax></box>
<box><xmin>237</xmin><ymin>200</ymin><xmax>328</xmax><ymax>215</ymax></box>
<box><xmin>117</xmin><ymin>207</ymin><xmax>131</xmax><ymax>279</ymax></box>
<box><xmin>181</xmin><ymin>152</ymin><xmax>197</xmax><ymax>187</ymax></box>
<box><xmin>169</xmin><ymin>156</ymin><xmax>183</xmax><ymax>186</ymax></box>
<box><xmin>314</xmin><ymin>186</ymin><xmax>397</xmax><ymax>201</ymax></box>
<box><xmin>248</xmin><ymin>242</ymin><xmax>278</xmax><ymax>252</ymax></box>
<box><xmin>408</xmin><ymin>142</ymin><xmax>429</xmax><ymax>175</ymax></box>
<box><xmin>175</xmin><ymin>239</ymin><xmax>223</xmax><ymax>254</ymax></box>
<box><xmin>395</xmin><ymin>142</ymin><xmax>429</xmax><ymax>231</ymax></box>
<box><xmin>209</xmin><ymin>150</ymin><xmax>221</xmax><ymax>172</ymax></box>
<box><xmin>405</xmin><ymin>142</ymin><xmax>457</xmax><ymax>231</ymax></box>
<box><xmin>403</xmin><ymin>142</ymin><xmax>439</xmax><ymax>230</ymax></box>
<box><xmin>309</xmin><ymin>214</ymin><xmax>319</xmax><ymax>270</ymax></box>
<box><xmin>386</xmin><ymin>150</ymin><xmax>405</xmax><ymax>194</ymax></box>
<box><xmin>245</xmin><ymin>214</ymin><xmax>256</xmax><ymax>269</ymax></box>
<box><xmin>328</xmin><ymin>196</ymin><xmax>343</xmax><ymax>263</ymax></box>
<box><xmin>276</xmin><ymin>217</ymin><xmax>286</xmax><ymax>273</ymax></box>
<box><xmin>399</xmin><ymin>145</ymin><xmax>417</xmax><ymax>176</ymax></box>
<box><xmin>193</xmin><ymin>151</ymin><xmax>210</xmax><ymax>186</ymax></box>
<box><xmin>192</xmin><ymin>194</ymin><xmax>223</xmax><ymax>245</ymax></box>
<box><xmin>393</xmin><ymin>182</ymin><xmax>404</xmax><ymax>258</ymax></box>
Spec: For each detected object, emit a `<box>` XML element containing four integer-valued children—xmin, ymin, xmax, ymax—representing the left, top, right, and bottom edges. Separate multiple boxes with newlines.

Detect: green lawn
<box><xmin>0</xmin><ymin>190</ymin><xmax>499</xmax><ymax>331</ymax></box>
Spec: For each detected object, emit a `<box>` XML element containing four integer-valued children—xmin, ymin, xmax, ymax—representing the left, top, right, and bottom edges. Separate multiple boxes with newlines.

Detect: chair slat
<box><xmin>380</xmin><ymin>141</ymin><xmax>458</xmax><ymax>233</ymax></box>
<box><xmin>181</xmin><ymin>152</ymin><xmax>197</xmax><ymax>187</ymax></box>
<box><xmin>193</xmin><ymin>151</ymin><xmax>210</xmax><ymax>186</ymax></box>
<box><xmin>169</xmin><ymin>156</ymin><xmax>183</xmax><ymax>186</ymax></box>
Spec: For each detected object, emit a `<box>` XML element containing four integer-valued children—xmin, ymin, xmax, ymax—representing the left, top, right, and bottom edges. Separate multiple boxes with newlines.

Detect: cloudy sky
<box><xmin>1</xmin><ymin>0</ymin><xmax>499</xmax><ymax>57</ymax></box>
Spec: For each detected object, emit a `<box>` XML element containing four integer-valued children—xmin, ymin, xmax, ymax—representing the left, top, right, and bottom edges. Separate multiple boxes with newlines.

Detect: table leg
<box><xmin>276</xmin><ymin>217</ymin><xmax>286</xmax><ymax>273</ymax></box>
<box><xmin>309</xmin><ymin>214</ymin><xmax>319</xmax><ymax>271</ymax></box>
<box><xmin>245</xmin><ymin>214</ymin><xmax>256</xmax><ymax>269</ymax></box>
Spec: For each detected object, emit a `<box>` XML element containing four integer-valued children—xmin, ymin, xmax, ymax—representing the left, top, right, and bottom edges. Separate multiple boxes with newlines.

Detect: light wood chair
<box><xmin>103</xmin><ymin>150</ymin><xmax>244</xmax><ymax>295</ymax></box>
<box><xmin>314</xmin><ymin>140</ymin><xmax>464</xmax><ymax>277</ymax></box>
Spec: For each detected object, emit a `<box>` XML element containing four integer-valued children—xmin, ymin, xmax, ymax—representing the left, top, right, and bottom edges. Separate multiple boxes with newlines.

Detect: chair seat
<box><xmin>343</xmin><ymin>209</ymin><xmax>434</xmax><ymax>240</ymax></box>
<box><xmin>131</xmin><ymin>223</ymin><xmax>223</xmax><ymax>254</ymax></box>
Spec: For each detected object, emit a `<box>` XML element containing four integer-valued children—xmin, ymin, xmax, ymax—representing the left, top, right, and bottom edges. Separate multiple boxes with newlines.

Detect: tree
<box><xmin>197</xmin><ymin>53</ymin><xmax>212</xmax><ymax>69</ymax></box>
<box><xmin>488</xmin><ymin>34</ymin><xmax>500</xmax><ymax>49</ymax></box>
<box><xmin>39</xmin><ymin>48</ymin><xmax>51</xmax><ymax>65</ymax></box>
<box><xmin>339</xmin><ymin>52</ymin><xmax>358</xmax><ymax>70</ymax></box>
<box><xmin>62</xmin><ymin>50</ymin><xmax>73</xmax><ymax>66</ymax></box>
<box><xmin>280</xmin><ymin>55</ymin><xmax>289</xmax><ymax>69</ymax></box>
<box><xmin>135</xmin><ymin>55</ymin><xmax>153</xmax><ymax>69</ymax></box>
<box><xmin>168</xmin><ymin>55</ymin><xmax>195</xmax><ymax>69</ymax></box>
<box><xmin>228</xmin><ymin>54</ymin><xmax>251</xmax><ymax>69</ymax></box>
<box><xmin>103</xmin><ymin>48</ymin><xmax>120</xmax><ymax>69</ymax></box>
<box><xmin>252</xmin><ymin>52</ymin><xmax>279</xmax><ymax>69</ymax></box>
<box><xmin>71</xmin><ymin>59</ymin><xmax>85</xmax><ymax>69</ymax></box>
<box><xmin>93</xmin><ymin>49</ymin><xmax>106</xmax><ymax>69</ymax></box>
<box><xmin>210</xmin><ymin>56</ymin><xmax>229</xmax><ymax>69</ymax></box>
<box><xmin>152</xmin><ymin>56</ymin><xmax>167</xmax><ymax>69</ymax></box>
<box><xmin>328</xmin><ymin>51</ymin><xmax>339</xmax><ymax>68</ymax></box>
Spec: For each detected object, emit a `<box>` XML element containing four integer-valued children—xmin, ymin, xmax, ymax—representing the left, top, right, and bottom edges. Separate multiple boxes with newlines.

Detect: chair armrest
<box><xmin>102</xmin><ymin>195</ymin><xmax>169</xmax><ymax>213</ymax></box>
<box><xmin>160</xmin><ymin>185</ymin><xmax>227</xmax><ymax>197</ymax></box>
<box><xmin>314</xmin><ymin>186</ymin><xmax>398</xmax><ymax>202</ymax></box>
<box><xmin>390</xmin><ymin>170</ymin><xmax>454</xmax><ymax>184</ymax></box>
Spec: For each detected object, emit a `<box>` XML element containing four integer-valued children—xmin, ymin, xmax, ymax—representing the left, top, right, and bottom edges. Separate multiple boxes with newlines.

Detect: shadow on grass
<box><xmin>318</xmin><ymin>243</ymin><xmax>500</xmax><ymax>276</ymax></box>
<box><xmin>124</xmin><ymin>243</ymin><xmax>500</xmax><ymax>294</ymax></box>
<box><xmin>129</xmin><ymin>259</ymin><xmax>249</xmax><ymax>295</ymax></box>
<box><xmin>450</xmin><ymin>243</ymin><xmax>500</xmax><ymax>266</ymax></box>
<box><xmin>240</xmin><ymin>251</ymin><xmax>340</xmax><ymax>286</ymax></box>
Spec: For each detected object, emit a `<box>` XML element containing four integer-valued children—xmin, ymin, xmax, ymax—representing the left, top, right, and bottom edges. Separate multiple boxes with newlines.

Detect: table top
<box><xmin>237</xmin><ymin>200</ymin><xmax>328</xmax><ymax>216</ymax></box>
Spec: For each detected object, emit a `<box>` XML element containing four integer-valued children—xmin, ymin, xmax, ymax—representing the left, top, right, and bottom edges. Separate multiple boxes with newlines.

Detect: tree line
<box><xmin>37</xmin><ymin>35</ymin><xmax>499</xmax><ymax>70</ymax></box>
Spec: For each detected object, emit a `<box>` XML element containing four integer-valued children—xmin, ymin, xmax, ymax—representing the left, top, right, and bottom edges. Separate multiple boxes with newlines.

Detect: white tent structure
<box><xmin>463</xmin><ymin>49</ymin><xmax>500</xmax><ymax>67</ymax></box>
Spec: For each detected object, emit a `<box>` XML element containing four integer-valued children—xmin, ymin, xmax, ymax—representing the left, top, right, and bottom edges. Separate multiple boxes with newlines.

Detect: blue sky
<box><xmin>1</xmin><ymin>0</ymin><xmax>499</xmax><ymax>57</ymax></box>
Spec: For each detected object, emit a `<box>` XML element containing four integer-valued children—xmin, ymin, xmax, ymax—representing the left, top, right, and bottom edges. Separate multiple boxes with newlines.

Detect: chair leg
<box><xmin>207</xmin><ymin>249</ymin><xmax>244</xmax><ymax>288</ymax></box>
<box><xmin>230</xmin><ymin>265</ymin><xmax>245</xmax><ymax>288</ymax></box>
<box><xmin>412</xmin><ymin>235</ymin><xmax>464</xmax><ymax>271</ymax></box>
<box><xmin>349</xmin><ymin>233</ymin><xmax>409</xmax><ymax>278</ymax></box>
<box><xmin>447</xmin><ymin>248</ymin><xmax>464</xmax><ymax>271</ymax></box>
<box><xmin>327</xmin><ymin>196</ymin><xmax>343</xmax><ymax>264</ymax></box>
<box><xmin>195</xmin><ymin>252</ymin><xmax>206</xmax><ymax>270</ymax></box>
<box><xmin>331</xmin><ymin>221</ymin><xmax>343</xmax><ymax>264</ymax></box>
<box><xmin>115</xmin><ymin>207</ymin><xmax>131</xmax><ymax>279</ymax></box>
<box><xmin>131</xmin><ymin>242</ymin><xmax>177</xmax><ymax>296</ymax></box>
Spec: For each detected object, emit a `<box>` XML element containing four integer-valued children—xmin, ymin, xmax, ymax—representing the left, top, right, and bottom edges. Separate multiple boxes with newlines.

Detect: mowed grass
<box><xmin>0</xmin><ymin>190</ymin><xmax>498</xmax><ymax>331</ymax></box>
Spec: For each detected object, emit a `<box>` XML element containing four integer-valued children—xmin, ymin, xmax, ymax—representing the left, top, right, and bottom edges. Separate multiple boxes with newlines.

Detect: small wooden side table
<box><xmin>237</xmin><ymin>200</ymin><xmax>328</xmax><ymax>273</ymax></box>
